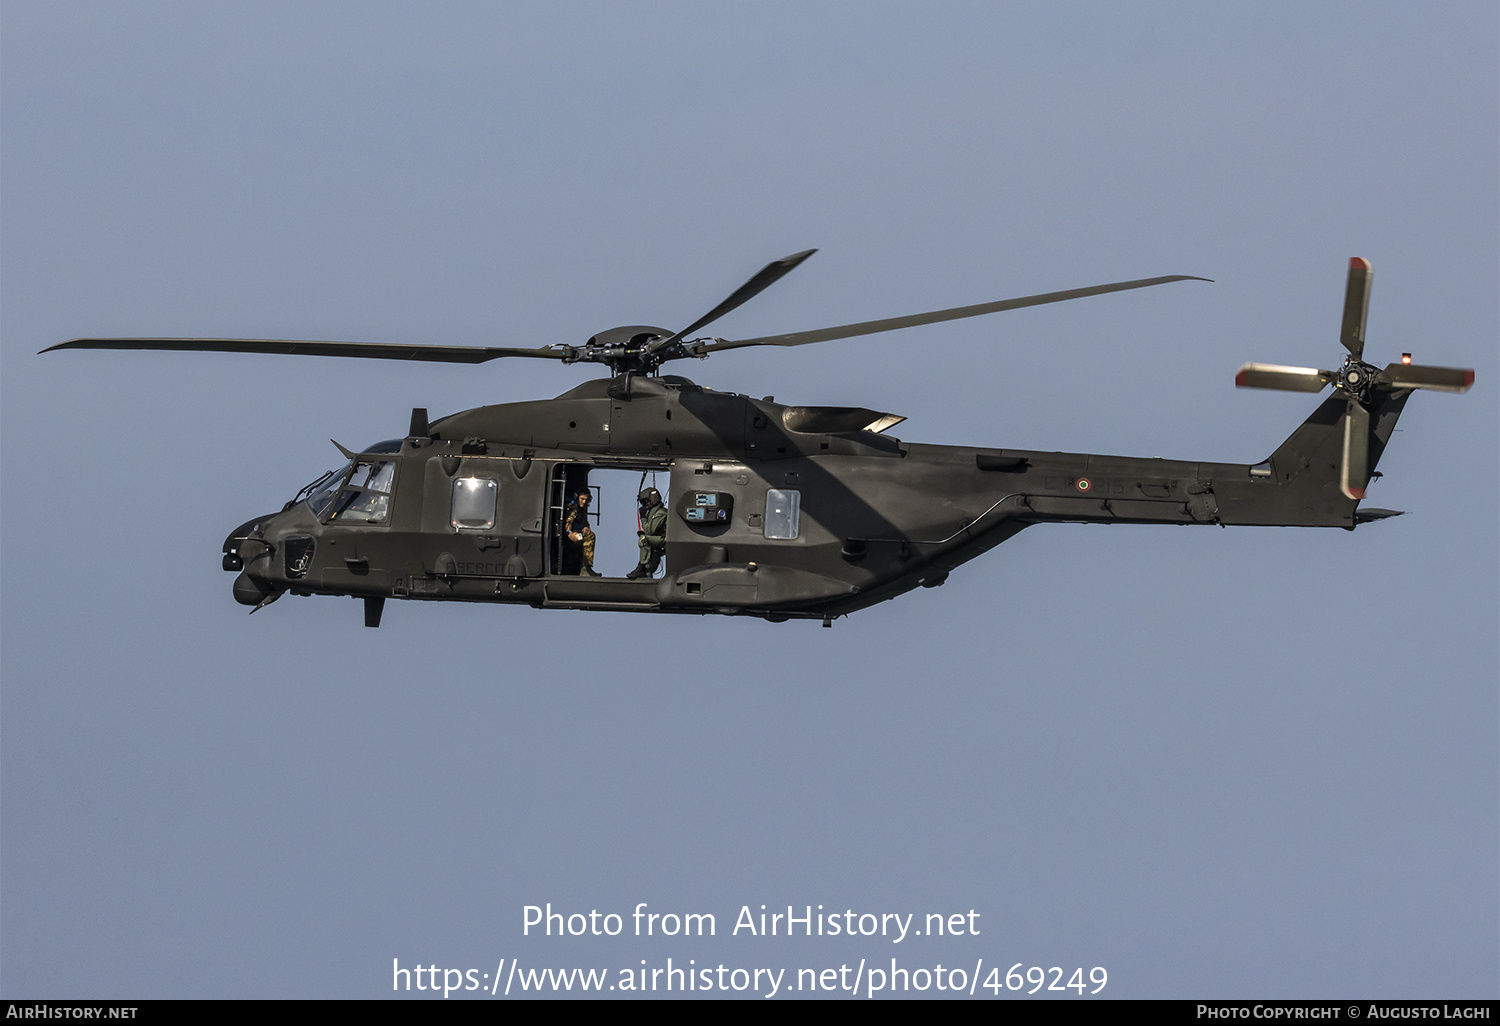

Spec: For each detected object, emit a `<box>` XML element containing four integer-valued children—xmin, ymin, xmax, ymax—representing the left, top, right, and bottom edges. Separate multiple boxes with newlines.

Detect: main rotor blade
<box><xmin>1339</xmin><ymin>257</ymin><xmax>1372</xmax><ymax>359</ymax></box>
<box><xmin>694</xmin><ymin>274</ymin><xmax>1210</xmax><ymax>354</ymax></box>
<box><xmin>41</xmin><ymin>338</ymin><xmax>569</xmax><ymax>364</ymax></box>
<box><xmin>1234</xmin><ymin>362</ymin><xmax>1334</xmax><ymax>392</ymax></box>
<box><xmin>1341</xmin><ymin>397</ymin><xmax>1371</xmax><ymax>501</ymax></box>
<box><xmin>1377</xmin><ymin>362</ymin><xmax>1475</xmax><ymax>393</ymax></box>
<box><xmin>647</xmin><ymin>249</ymin><xmax>818</xmax><ymax>354</ymax></box>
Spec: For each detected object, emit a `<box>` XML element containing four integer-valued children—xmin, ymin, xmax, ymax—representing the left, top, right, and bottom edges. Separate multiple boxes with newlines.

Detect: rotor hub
<box><xmin>1336</xmin><ymin>357</ymin><xmax>1377</xmax><ymax>399</ymax></box>
<box><xmin>571</xmin><ymin>326</ymin><xmax>677</xmax><ymax>375</ymax></box>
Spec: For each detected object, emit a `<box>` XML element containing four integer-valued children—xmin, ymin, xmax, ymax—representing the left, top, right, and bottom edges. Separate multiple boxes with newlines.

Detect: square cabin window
<box><xmin>763</xmin><ymin>488</ymin><xmax>801</xmax><ymax>539</ymax></box>
<box><xmin>451</xmin><ymin>477</ymin><xmax>498</xmax><ymax>530</ymax></box>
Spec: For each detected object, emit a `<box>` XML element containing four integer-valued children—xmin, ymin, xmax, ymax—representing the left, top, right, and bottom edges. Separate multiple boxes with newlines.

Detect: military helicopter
<box><xmin>44</xmin><ymin>252</ymin><xmax>1473</xmax><ymax>628</ymax></box>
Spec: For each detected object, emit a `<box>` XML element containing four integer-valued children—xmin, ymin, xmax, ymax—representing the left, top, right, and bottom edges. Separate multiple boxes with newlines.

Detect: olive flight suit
<box><xmin>635</xmin><ymin>502</ymin><xmax>668</xmax><ymax>576</ymax></box>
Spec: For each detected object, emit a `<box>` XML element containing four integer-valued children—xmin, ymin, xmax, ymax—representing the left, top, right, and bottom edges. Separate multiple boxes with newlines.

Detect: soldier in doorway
<box><xmin>626</xmin><ymin>487</ymin><xmax>667</xmax><ymax>579</ymax></box>
<box><xmin>562</xmin><ymin>489</ymin><xmax>600</xmax><ymax>576</ymax></box>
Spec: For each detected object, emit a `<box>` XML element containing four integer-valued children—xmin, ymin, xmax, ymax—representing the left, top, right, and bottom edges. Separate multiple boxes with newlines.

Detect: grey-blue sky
<box><xmin>3</xmin><ymin>1</ymin><xmax>1495</xmax><ymax>998</ymax></box>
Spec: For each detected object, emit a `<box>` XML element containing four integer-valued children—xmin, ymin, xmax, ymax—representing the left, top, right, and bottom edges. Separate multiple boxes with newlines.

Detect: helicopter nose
<box><xmin>223</xmin><ymin>511</ymin><xmax>280</xmax><ymax>572</ymax></box>
<box><xmin>232</xmin><ymin>570</ymin><xmax>277</xmax><ymax>606</ymax></box>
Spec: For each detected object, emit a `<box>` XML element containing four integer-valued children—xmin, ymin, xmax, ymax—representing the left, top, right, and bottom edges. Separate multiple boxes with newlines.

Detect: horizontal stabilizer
<box><xmin>1354</xmin><ymin>508</ymin><xmax>1405</xmax><ymax>524</ymax></box>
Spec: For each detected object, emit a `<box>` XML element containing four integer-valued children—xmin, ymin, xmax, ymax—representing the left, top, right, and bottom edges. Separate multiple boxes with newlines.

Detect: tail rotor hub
<box><xmin>1336</xmin><ymin>358</ymin><xmax>1376</xmax><ymax>400</ymax></box>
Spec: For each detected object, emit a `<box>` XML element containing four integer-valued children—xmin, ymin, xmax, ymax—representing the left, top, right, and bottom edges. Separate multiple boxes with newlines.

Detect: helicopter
<box><xmin>44</xmin><ymin>252</ymin><xmax>1473</xmax><ymax>628</ymax></box>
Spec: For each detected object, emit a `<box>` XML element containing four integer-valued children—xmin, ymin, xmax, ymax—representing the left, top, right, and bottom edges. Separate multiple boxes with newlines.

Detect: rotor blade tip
<box><xmin>1349</xmin><ymin>257</ymin><xmax>1371</xmax><ymax>271</ymax></box>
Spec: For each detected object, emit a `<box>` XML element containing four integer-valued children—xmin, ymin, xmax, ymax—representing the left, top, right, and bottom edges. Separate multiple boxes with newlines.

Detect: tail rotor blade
<box><xmin>1378</xmin><ymin>363</ymin><xmax>1475</xmax><ymax>393</ymax></box>
<box><xmin>1339</xmin><ymin>257</ymin><xmax>1373</xmax><ymax>358</ymax></box>
<box><xmin>1341</xmin><ymin>398</ymin><xmax>1371</xmax><ymax>500</ymax></box>
<box><xmin>1235</xmin><ymin>362</ymin><xmax>1333</xmax><ymax>392</ymax></box>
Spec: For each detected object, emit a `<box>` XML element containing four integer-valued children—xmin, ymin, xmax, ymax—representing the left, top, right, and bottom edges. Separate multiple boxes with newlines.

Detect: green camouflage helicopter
<box><xmin>45</xmin><ymin>253</ymin><xmax>1472</xmax><ymax>627</ymax></box>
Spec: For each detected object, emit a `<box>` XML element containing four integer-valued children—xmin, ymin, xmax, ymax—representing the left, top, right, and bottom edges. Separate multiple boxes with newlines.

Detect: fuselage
<box><xmin>226</xmin><ymin>374</ymin><xmax>1399</xmax><ymax>623</ymax></box>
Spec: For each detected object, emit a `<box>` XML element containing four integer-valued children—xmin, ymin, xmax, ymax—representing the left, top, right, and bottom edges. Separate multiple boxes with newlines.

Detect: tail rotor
<box><xmin>1236</xmin><ymin>257</ymin><xmax>1473</xmax><ymax>499</ymax></box>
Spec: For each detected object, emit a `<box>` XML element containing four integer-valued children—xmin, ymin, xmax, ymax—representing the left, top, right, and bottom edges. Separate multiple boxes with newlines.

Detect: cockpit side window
<box><xmin>295</xmin><ymin>443</ymin><xmax>405</xmax><ymax>523</ymax></box>
<box><xmin>300</xmin><ymin>459</ymin><xmax>397</xmax><ymax>523</ymax></box>
<box><xmin>304</xmin><ymin>465</ymin><xmax>349</xmax><ymax>518</ymax></box>
<box><xmin>328</xmin><ymin>460</ymin><xmax>396</xmax><ymax>522</ymax></box>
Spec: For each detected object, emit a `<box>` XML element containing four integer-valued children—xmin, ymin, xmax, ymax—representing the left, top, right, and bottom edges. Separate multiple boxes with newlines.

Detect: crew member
<box><xmin>562</xmin><ymin>489</ymin><xmax>600</xmax><ymax>576</ymax></box>
<box><xmin>627</xmin><ymin>487</ymin><xmax>667</xmax><ymax>579</ymax></box>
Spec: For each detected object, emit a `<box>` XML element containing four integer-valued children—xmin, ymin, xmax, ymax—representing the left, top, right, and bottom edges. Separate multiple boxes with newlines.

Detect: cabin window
<box><xmin>763</xmin><ymin>488</ymin><xmax>801</xmax><ymax>539</ymax></box>
<box><xmin>451</xmin><ymin>477</ymin><xmax>498</xmax><ymax>530</ymax></box>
